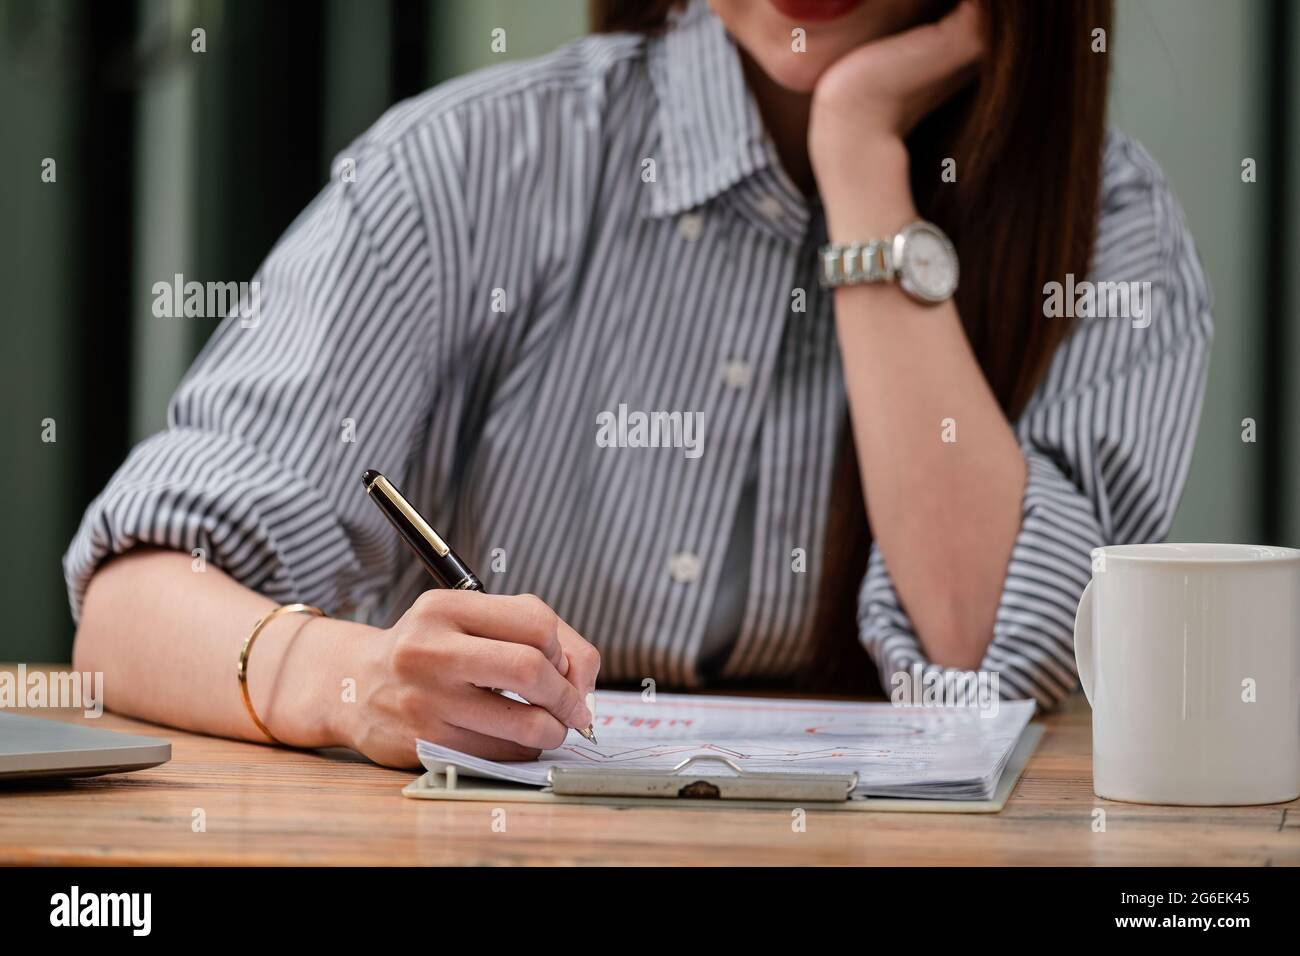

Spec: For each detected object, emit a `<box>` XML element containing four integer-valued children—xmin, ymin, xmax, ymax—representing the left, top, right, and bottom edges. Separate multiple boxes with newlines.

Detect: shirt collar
<box><xmin>646</xmin><ymin>0</ymin><xmax>798</xmax><ymax>219</ymax></box>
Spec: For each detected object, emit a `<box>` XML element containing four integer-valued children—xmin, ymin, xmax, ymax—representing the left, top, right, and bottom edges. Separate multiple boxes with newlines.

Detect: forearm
<box><xmin>822</xmin><ymin>141</ymin><xmax>1025</xmax><ymax>669</ymax></box>
<box><xmin>74</xmin><ymin>548</ymin><xmax>368</xmax><ymax>747</ymax></box>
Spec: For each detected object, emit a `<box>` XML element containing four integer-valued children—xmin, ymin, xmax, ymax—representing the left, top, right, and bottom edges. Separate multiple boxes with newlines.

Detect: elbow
<box><xmin>913</xmin><ymin>601</ymin><xmax>994</xmax><ymax>672</ymax></box>
<box><xmin>925</xmin><ymin>641</ymin><xmax>987</xmax><ymax>673</ymax></box>
<box><xmin>72</xmin><ymin>569</ymin><xmax>114</xmax><ymax>675</ymax></box>
<box><xmin>70</xmin><ymin>627</ymin><xmax>94</xmax><ymax>674</ymax></box>
<box><xmin>71</xmin><ymin>549</ymin><xmax>151</xmax><ymax>674</ymax></box>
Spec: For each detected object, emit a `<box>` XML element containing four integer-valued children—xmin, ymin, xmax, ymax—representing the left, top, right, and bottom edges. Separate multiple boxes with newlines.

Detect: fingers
<box><xmin>401</xmin><ymin>589</ymin><xmax>601</xmax><ymax>741</ymax></box>
<box><xmin>876</xmin><ymin>0</ymin><xmax>985</xmax><ymax>92</ymax></box>
<box><xmin>413</xmin><ymin>590</ymin><xmax>567</xmax><ymax>674</ymax></box>
<box><xmin>866</xmin><ymin>0</ymin><xmax>982</xmax><ymax>134</ymax></box>
<box><xmin>436</xmin><ymin>718</ymin><xmax>546</xmax><ymax>761</ymax></box>
<box><xmin>558</xmin><ymin>618</ymin><xmax>601</xmax><ymax>703</ymax></box>
<box><xmin>453</xmin><ymin>636</ymin><xmax>592</xmax><ymax>730</ymax></box>
<box><xmin>919</xmin><ymin>1</ymin><xmax>985</xmax><ymax>105</ymax></box>
<box><xmin>411</xmin><ymin>588</ymin><xmax>601</xmax><ymax>698</ymax></box>
<box><xmin>919</xmin><ymin>0</ymin><xmax>985</xmax><ymax>71</ymax></box>
<box><xmin>391</xmin><ymin>647</ymin><xmax>569</xmax><ymax>753</ymax></box>
<box><xmin>444</xmin><ymin>685</ymin><xmax>572</xmax><ymax>752</ymax></box>
<box><xmin>937</xmin><ymin>0</ymin><xmax>984</xmax><ymax>61</ymax></box>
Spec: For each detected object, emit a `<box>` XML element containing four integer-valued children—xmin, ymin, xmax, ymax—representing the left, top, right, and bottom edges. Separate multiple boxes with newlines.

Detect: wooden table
<box><xmin>2</xmin><ymin>665</ymin><xmax>1296</xmax><ymax>865</ymax></box>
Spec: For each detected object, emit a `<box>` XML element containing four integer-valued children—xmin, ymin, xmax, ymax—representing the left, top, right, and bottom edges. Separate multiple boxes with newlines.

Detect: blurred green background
<box><xmin>2</xmin><ymin>0</ymin><xmax>1297</xmax><ymax>662</ymax></box>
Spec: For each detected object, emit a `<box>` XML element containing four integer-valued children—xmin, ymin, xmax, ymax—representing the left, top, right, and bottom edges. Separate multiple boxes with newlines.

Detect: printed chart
<box><xmin>417</xmin><ymin>691</ymin><xmax>1035</xmax><ymax>799</ymax></box>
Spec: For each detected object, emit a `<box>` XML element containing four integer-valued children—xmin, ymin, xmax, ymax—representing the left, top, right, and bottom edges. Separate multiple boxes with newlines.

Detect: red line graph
<box><xmin>557</xmin><ymin>741</ymin><xmax>896</xmax><ymax>763</ymax></box>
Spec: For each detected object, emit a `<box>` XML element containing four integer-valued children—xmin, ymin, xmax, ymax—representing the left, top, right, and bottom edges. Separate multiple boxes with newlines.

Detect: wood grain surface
<box><xmin>2</xmin><ymin>665</ymin><xmax>1296</xmax><ymax>865</ymax></box>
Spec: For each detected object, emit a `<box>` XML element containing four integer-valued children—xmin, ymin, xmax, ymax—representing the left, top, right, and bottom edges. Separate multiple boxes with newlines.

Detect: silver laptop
<box><xmin>0</xmin><ymin>712</ymin><xmax>171</xmax><ymax>780</ymax></box>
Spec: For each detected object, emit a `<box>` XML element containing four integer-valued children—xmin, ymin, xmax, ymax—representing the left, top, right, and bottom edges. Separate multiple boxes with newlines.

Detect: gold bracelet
<box><xmin>237</xmin><ymin>602</ymin><xmax>324</xmax><ymax>744</ymax></box>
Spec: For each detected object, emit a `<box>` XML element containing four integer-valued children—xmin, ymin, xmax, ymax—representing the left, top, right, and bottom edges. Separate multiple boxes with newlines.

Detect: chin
<box><xmin>710</xmin><ymin>0</ymin><xmax>928</xmax><ymax>93</ymax></box>
<box><xmin>747</xmin><ymin>44</ymin><xmax>835</xmax><ymax>93</ymax></box>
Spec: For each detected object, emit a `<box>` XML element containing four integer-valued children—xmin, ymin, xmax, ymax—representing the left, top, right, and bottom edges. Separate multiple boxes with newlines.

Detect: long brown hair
<box><xmin>592</xmin><ymin>0</ymin><xmax>1113</xmax><ymax>690</ymax></box>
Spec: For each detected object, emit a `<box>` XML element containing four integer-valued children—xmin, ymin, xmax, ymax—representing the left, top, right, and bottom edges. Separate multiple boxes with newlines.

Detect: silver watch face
<box><xmin>895</xmin><ymin>222</ymin><xmax>958</xmax><ymax>303</ymax></box>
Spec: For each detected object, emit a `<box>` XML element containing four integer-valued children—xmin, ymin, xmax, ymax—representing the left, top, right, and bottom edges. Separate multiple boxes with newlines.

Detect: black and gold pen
<box><xmin>360</xmin><ymin>469</ymin><xmax>597</xmax><ymax>744</ymax></box>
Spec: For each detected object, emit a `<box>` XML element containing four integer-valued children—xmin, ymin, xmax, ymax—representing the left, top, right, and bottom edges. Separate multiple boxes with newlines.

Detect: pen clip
<box><xmin>370</xmin><ymin>474</ymin><xmax>450</xmax><ymax>557</ymax></box>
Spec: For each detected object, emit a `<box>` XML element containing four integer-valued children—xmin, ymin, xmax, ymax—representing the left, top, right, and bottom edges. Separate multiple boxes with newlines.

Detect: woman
<box><xmin>67</xmin><ymin>0</ymin><xmax>1211</xmax><ymax>767</ymax></box>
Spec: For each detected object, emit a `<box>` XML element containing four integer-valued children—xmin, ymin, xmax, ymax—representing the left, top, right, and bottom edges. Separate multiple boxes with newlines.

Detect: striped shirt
<box><xmin>64</xmin><ymin>0</ymin><xmax>1212</xmax><ymax>706</ymax></box>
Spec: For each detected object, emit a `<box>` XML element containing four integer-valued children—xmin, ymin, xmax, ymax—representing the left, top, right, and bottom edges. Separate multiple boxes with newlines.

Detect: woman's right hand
<box><xmin>336</xmin><ymin>590</ymin><xmax>600</xmax><ymax>767</ymax></box>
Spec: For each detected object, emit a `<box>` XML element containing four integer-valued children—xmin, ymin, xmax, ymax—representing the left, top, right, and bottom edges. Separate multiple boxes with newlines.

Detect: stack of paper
<box><xmin>417</xmin><ymin>692</ymin><xmax>1036</xmax><ymax>801</ymax></box>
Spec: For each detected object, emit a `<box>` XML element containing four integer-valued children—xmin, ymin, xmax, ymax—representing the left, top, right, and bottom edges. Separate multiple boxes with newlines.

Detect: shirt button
<box><xmin>668</xmin><ymin>552</ymin><xmax>701</xmax><ymax>584</ymax></box>
<box><xmin>720</xmin><ymin>359</ymin><xmax>753</xmax><ymax>389</ymax></box>
<box><xmin>677</xmin><ymin>212</ymin><xmax>704</xmax><ymax>241</ymax></box>
<box><xmin>756</xmin><ymin>194</ymin><xmax>783</xmax><ymax>220</ymax></box>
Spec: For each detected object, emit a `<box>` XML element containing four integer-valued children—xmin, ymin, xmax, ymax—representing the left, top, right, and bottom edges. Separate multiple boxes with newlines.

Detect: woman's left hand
<box><xmin>808</xmin><ymin>0</ymin><xmax>984</xmax><ymax>204</ymax></box>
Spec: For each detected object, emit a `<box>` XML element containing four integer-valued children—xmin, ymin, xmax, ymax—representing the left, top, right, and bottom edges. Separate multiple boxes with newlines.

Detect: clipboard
<box><xmin>402</xmin><ymin>722</ymin><xmax>1044</xmax><ymax>813</ymax></box>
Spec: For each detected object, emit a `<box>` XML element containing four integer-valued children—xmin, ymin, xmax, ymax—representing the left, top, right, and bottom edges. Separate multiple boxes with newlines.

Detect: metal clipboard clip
<box><xmin>547</xmin><ymin>754</ymin><xmax>858</xmax><ymax>803</ymax></box>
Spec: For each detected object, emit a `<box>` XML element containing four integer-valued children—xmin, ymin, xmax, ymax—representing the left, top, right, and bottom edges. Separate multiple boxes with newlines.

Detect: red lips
<box><xmin>767</xmin><ymin>0</ymin><xmax>867</xmax><ymax>22</ymax></box>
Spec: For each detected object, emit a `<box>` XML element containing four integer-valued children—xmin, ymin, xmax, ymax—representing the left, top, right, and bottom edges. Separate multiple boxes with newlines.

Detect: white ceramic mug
<box><xmin>1073</xmin><ymin>543</ymin><xmax>1300</xmax><ymax>805</ymax></box>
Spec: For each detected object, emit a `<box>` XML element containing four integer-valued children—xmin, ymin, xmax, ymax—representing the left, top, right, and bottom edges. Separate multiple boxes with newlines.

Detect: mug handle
<box><xmin>1073</xmin><ymin>578</ymin><xmax>1095</xmax><ymax>705</ymax></box>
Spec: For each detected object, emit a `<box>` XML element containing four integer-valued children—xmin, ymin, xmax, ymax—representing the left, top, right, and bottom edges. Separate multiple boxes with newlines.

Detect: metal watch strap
<box><xmin>818</xmin><ymin>237</ymin><xmax>896</xmax><ymax>289</ymax></box>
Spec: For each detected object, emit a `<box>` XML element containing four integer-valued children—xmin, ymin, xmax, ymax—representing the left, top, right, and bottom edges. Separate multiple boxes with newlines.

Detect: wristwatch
<box><xmin>818</xmin><ymin>220</ymin><xmax>959</xmax><ymax>304</ymax></box>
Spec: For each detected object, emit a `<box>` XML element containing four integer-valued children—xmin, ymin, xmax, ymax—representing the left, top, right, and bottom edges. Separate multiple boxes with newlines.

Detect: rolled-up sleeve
<box><xmin>64</xmin><ymin>123</ymin><xmax>466</xmax><ymax>621</ymax></box>
<box><xmin>858</xmin><ymin>132</ymin><xmax>1213</xmax><ymax>706</ymax></box>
